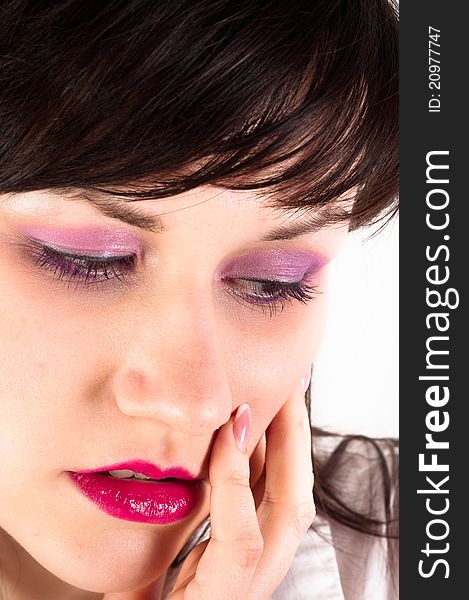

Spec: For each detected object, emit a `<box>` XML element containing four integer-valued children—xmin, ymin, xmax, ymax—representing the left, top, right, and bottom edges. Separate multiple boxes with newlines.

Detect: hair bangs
<box><xmin>0</xmin><ymin>0</ymin><xmax>398</xmax><ymax>229</ymax></box>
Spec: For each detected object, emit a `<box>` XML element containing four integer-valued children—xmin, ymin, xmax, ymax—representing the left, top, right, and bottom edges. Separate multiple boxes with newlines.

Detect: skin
<box><xmin>0</xmin><ymin>185</ymin><xmax>352</xmax><ymax>599</ymax></box>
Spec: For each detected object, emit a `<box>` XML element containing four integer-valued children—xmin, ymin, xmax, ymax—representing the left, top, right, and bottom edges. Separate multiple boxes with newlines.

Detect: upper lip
<box><xmin>75</xmin><ymin>459</ymin><xmax>198</xmax><ymax>481</ymax></box>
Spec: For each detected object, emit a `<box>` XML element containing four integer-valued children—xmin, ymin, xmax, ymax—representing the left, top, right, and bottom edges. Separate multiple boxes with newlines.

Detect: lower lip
<box><xmin>67</xmin><ymin>472</ymin><xmax>203</xmax><ymax>524</ymax></box>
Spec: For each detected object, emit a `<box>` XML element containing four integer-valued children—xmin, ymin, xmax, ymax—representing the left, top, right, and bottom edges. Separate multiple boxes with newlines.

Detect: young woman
<box><xmin>0</xmin><ymin>1</ymin><xmax>399</xmax><ymax>598</ymax></box>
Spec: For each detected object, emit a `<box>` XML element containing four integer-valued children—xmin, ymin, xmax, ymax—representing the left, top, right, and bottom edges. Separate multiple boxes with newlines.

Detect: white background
<box><xmin>311</xmin><ymin>217</ymin><xmax>399</xmax><ymax>438</ymax></box>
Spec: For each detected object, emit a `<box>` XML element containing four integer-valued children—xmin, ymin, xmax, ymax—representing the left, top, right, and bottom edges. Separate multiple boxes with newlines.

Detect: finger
<box><xmin>168</xmin><ymin>540</ymin><xmax>208</xmax><ymax>598</ymax></box>
<box><xmin>263</xmin><ymin>380</ymin><xmax>314</xmax><ymax>500</ymax></box>
<box><xmin>171</xmin><ymin>431</ymin><xmax>266</xmax><ymax>597</ymax></box>
<box><xmin>249</xmin><ymin>432</ymin><xmax>266</xmax><ymax>488</ymax></box>
<box><xmin>251</xmin><ymin>464</ymin><xmax>266</xmax><ymax>512</ymax></box>
<box><xmin>248</xmin><ymin>380</ymin><xmax>316</xmax><ymax>598</ymax></box>
<box><xmin>180</xmin><ymin>404</ymin><xmax>263</xmax><ymax>600</ymax></box>
<box><xmin>250</xmin><ymin>432</ymin><xmax>266</xmax><ymax>508</ymax></box>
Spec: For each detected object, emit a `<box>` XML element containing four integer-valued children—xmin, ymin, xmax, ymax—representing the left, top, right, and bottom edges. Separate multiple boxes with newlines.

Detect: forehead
<box><xmin>44</xmin><ymin>185</ymin><xmax>355</xmax><ymax>238</ymax></box>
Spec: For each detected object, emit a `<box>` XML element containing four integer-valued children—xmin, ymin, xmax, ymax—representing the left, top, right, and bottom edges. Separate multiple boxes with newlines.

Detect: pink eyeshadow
<box><xmin>20</xmin><ymin>226</ymin><xmax>143</xmax><ymax>256</ymax></box>
<box><xmin>216</xmin><ymin>248</ymin><xmax>326</xmax><ymax>283</ymax></box>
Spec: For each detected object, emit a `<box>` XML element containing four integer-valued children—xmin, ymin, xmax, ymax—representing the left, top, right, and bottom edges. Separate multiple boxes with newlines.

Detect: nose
<box><xmin>111</xmin><ymin>290</ymin><xmax>233</xmax><ymax>437</ymax></box>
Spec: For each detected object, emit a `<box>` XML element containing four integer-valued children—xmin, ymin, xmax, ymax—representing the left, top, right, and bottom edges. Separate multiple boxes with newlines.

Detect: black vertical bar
<box><xmin>400</xmin><ymin>1</ymin><xmax>465</xmax><ymax>597</ymax></box>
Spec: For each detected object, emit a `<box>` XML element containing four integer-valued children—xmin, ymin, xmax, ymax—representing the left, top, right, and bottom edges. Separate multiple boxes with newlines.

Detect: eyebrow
<box><xmin>259</xmin><ymin>214</ymin><xmax>343</xmax><ymax>241</ymax></box>
<box><xmin>76</xmin><ymin>193</ymin><xmax>166</xmax><ymax>233</ymax></box>
<box><xmin>61</xmin><ymin>190</ymin><xmax>347</xmax><ymax>240</ymax></box>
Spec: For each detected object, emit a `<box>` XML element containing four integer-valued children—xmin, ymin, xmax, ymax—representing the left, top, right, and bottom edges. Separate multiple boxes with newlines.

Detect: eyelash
<box><xmin>22</xmin><ymin>240</ymin><xmax>136</xmax><ymax>291</ymax></box>
<box><xmin>222</xmin><ymin>278</ymin><xmax>321</xmax><ymax>317</ymax></box>
<box><xmin>21</xmin><ymin>240</ymin><xmax>322</xmax><ymax>317</ymax></box>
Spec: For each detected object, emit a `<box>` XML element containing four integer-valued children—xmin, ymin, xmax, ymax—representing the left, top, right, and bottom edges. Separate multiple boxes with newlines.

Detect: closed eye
<box><xmin>15</xmin><ymin>238</ymin><xmax>322</xmax><ymax>317</ymax></box>
<box><xmin>222</xmin><ymin>277</ymin><xmax>322</xmax><ymax>317</ymax></box>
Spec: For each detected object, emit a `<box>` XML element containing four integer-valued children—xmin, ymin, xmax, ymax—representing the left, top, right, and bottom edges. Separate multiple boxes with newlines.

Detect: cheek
<box><xmin>0</xmin><ymin>268</ymin><xmax>106</xmax><ymax>474</ymax></box>
<box><xmin>225</xmin><ymin>273</ymin><xmax>329</xmax><ymax>436</ymax></box>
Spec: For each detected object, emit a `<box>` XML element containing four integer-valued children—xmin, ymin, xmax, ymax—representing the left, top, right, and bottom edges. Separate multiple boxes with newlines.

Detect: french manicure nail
<box><xmin>233</xmin><ymin>403</ymin><xmax>251</xmax><ymax>453</ymax></box>
<box><xmin>300</xmin><ymin>370</ymin><xmax>312</xmax><ymax>393</ymax></box>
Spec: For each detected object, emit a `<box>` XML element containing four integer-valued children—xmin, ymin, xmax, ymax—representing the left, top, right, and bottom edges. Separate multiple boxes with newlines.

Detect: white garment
<box><xmin>163</xmin><ymin>438</ymin><xmax>398</xmax><ymax>600</ymax></box>
<box><xmin>270</xmin><ymin>514</ymin><xmax>397</xmax><ymax>600</ymax></box>
<box><xmin>270</xmin><ymin>437</ymin><xmax>399</xmax><ymax>600</ymax></box>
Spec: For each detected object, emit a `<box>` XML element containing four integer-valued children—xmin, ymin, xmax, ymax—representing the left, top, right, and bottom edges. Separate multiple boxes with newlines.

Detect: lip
<box><xmin>67</xmin><ymin>460</ymin><xmax>203</xmax><ymax>525</ymax></box>
<box><xmin>77</xmin><ymin>460</ymin><xmax>198</xmax><ymax>480</ymax></box>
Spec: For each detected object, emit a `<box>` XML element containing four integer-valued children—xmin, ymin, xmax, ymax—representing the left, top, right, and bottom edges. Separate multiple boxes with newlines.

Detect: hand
<box><xmin>168</xmin><ymin>379</ymin><xmax>316</xmax><ymax>599</ymax></box>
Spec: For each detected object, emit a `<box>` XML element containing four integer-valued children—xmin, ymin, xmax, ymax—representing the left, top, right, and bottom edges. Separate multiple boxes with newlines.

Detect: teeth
<box><xmin>108</xmin><ymin>469</ymin><xmax>134</xmax><ymax>479</ymax></box>
<box><xmin>134</xmin><ymin>472</ymin><xmax>152</xmax><ymax>480</ymax></box>
<box><xmin>108</xmin><ymin>469</ymin><xmax>151</xmax><ymax>480</ymax></box>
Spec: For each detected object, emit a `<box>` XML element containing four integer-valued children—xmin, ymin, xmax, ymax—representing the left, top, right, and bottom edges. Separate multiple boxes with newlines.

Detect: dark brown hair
<box><xmin>0</xmin><ymin>0</ymin><xmax>398</xmax><ymax>228</ymax></box>
<box><xmin>0</xmin><ymin>0</ymin><xmax>399</xmax><ymax>591</ymax></box>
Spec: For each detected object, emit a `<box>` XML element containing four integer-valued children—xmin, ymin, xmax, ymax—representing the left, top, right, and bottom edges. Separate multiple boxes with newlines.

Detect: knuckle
<box><xmin>219</xmin><ymin>467</ymin><xmax>250</xmax><ymax>490</ymax></box>
<box><xmin>261</xmin><ymin>487</ymin><xmax>283</xmax><ymax>506</ymax></box>
<box><xmin>233</xmin><ymin>532</ymin><xmax>264</xmax><ymax>568</ymax></box>
<box><xmin>288</xmin><ymin>501</ymin><xmax>317</xmax><ymax>538</ymax></box>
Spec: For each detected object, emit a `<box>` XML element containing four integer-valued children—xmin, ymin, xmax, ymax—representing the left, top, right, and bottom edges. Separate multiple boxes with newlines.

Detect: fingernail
<box><xmin>233</xmin><ymin>403</ymin><xmax>251</xmax><ymax>453</ymax></box>
<box><xmin>300</xmin><ymin>370</ymin><xmax>312</xmax><ymax>393</ymax></box>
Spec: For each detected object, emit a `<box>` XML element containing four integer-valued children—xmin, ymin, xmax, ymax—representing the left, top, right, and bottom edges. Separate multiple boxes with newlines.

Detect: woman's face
<box><xmin>0</xmin><ymin>186</ymin><xmax>350</xmax><ymax>596</ymax></box>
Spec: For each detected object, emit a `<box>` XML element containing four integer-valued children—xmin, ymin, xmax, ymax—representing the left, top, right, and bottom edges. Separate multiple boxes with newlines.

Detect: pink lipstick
<box><xmin>67</xmin><ymin>460</ymin><xmax>203</xmax><ymax>525</ymax></box>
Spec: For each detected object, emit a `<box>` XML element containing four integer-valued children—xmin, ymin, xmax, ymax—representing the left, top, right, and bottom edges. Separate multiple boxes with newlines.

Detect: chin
<box><xmin>12</xmin><ymin>525</ymin><xmax>179</xmax><ymax>594</ymax></box>
<box><xmin>55</xmin><ymin>546</ymin><xmax>169</xmax><ymax>593</ymax></box>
